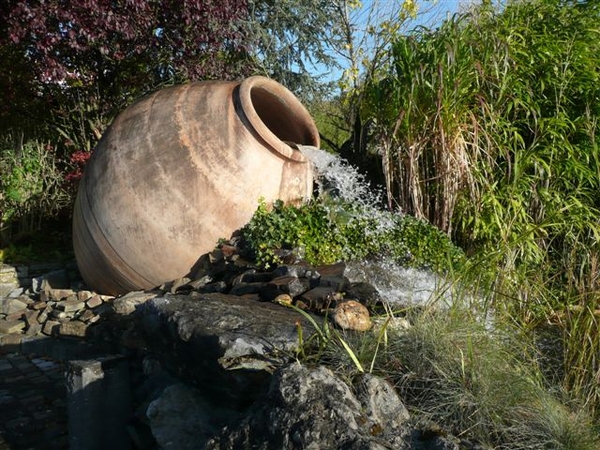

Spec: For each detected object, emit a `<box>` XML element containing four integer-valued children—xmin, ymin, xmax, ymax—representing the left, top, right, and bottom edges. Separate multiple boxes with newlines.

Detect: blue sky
<box><xmin>317</xmin><ymin>0</ymin><xmax>467</xmax><ymax>83</ymax></box>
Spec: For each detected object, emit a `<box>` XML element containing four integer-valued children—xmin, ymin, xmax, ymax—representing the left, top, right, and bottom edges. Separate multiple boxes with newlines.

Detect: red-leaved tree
<box><xmin>0</xmin><ymin>0</ymin><xmax>251</xmax><ymax>183</ymax></box>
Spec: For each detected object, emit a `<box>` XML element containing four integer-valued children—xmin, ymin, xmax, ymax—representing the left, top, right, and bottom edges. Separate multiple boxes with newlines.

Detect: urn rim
<box><xmin>238</xmin><ymin>76</ymin><xmax>320</xmax><ymax>162</ymax></box>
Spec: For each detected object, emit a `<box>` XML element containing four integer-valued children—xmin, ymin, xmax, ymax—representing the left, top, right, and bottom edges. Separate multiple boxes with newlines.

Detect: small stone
<box><xmin>37</xmin><ymin>305</ymin><xmax>53</xmax><ymax>324</ymax></box>
<box><xmin>0</xmin><ymin>333</ymin><xmax>23</xmax><ymax>346</ymax></box>
<box><xmin>8</xmin><ymin>287</ymin><xmax>25</xmax><ymax>297</ymax></box>
<box><xmin>0</xmin><ymin>320</ymin><xmax>26</xmax><ymax>334</ymax></box>
<box><xmin>59</xmin><ymin>321</ymin><xmax>88</xmax><ymax>337</ymax></box>
<box><xmin>77</xmin><ymin>309</ymin><xmax>96</xmax><ymax>323</ymax></box>
<box><xmin>298</xmin><ymin>287</ymin><xmax>338</xmax><ymax>312</ymax></box>
<box><xmin>273</xmin><ymin>294</ymin><xmax>293</xmax><ymax>307</ymax></box>
<box><xmin>31</xmin><ymin>301</ymin><xmax>48</xmax><ymax>310</ymax></box>
<box><xmin>5</xmin><ymin>310</ymin><xmax>27</xmax><ymax>321</ymax></box>
<box><xmin>0</xmin><ymin>264</ymin><xmax>18</xmax><ymax>283</ymax></box>
<box><xmin>23</xmin><ymin>310</ymin><xmax>40</xmax><ymax>326</ymax></box>
<box><xmin>45</xmin><ymin>288</ymin><xmax>74</xmax><ymax>301</ymax></box>
<box><xmin>85</xmin><ymin>295</ymin><xmax>103</xmax><ymax>309</ymax></box>
<box><xmin>56</xmin><ymin>299</ymin><xmax>86</xmax><ymax>312</ymax></box>
<box><xmin>25</xmin><ymin>322</ymin><xmax>42</xmax><ymax>337</ymax></box>
<box><xmin>1</xmin><ymin>298</ymin><xmax>28</xmax><ymax>315</ymax></box>
<box><xmin>332</xmin><ymin>300</ymin><xmax>372</xmax><ymax>331</ymax></box>
<box><xmin>77</xmin><ymin>290</ymin><xmax>94</xmax><ymax>302</ymax></box>
<box><xmin>42</xmin><ymin>320</ymin><xmax>60</xmax><ymax>336</ymax></box>
<box><xmin>261</xmin><ymin>276</ymin><xmax>310</xmax><ymax>301</ymax></box>
<box><xmin>0</xmin><ymin>284</ymin><xmax>16</xmax><ymax>299</ymax></box>
<box><xmin>50</xmin><ymin>310</ymin><xmax>68</xmax><ymax>320</ymax></box>
<box><xmin>112</xmin><ymin>291</ymin><xmax>157</xmax><ymax>315</ymax></box>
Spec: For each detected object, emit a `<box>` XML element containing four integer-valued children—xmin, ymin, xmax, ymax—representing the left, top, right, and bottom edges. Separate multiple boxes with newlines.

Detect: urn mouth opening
<box><xmin>239</xmin><ymin>76</ymin><xmax>320</xmax><ymax>162</ymax></box>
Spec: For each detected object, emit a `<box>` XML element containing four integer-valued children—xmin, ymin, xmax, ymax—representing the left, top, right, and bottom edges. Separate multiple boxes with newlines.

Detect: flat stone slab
<box><xmin>142</xmin><ymin>293</ymin><xmax>323</xmax><ymax>370</ymax></box>
<box><xmin>0</xmin><ymin>320</ymin><xmax>26</xmax><ymax>334</ymax></box>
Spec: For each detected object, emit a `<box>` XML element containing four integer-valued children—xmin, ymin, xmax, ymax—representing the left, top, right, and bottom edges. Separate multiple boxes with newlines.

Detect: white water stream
<box><xmin>299</xmin><ymin>145</ymin><xmax>451</xmax><ymax>309</ymax></box>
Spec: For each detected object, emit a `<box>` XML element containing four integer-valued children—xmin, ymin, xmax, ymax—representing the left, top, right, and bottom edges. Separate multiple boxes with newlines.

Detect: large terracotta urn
<box><xmin>73</xmin><ymin>76</ymin><xmax>319</xmax><ymax>295</ymax></box>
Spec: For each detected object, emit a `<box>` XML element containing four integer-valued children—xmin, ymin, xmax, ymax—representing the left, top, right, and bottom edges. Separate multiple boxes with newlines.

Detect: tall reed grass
<box><xmin>359</xmin><ymin>0</ymin><xmax>600</xmax><ymax>419</ymax></box>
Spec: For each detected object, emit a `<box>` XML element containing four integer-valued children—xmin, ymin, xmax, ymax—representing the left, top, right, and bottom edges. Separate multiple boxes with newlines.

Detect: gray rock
<box><xmin>1</xmin><ymin>298</ymin><xmax>28</xmax><ymax>315</ymax></box>
<box><xmin>206</xmin><ymin>363</ymin><xmax>409</xmax><ymax>450</ymax></box>
<box><xmin>0</xmin><ymin>264</ymin><xmax>18</xmax><ymax>284</ymax></box>
<box><xmin>354</xmin><ymin>373</ymin><xmax>410</xmax><ymax>433</ymax></box>
<box><xmin>36</xmin><ymin>268</ymin><xmax>70</xmax><ymax>292</ymax></box>
<box><xmin>112</xmin><ymin>291</ymin><xmax>158</xmax><ymax>315</ymax></box>
<box><xmin>0</xmin><ymin>320</ymin><xmax>26</xmax><ymax>334</ymax></box>
<box><xmin>142</xmin><ymin>293</ymin><xmax>322</xmax><ymax>370</ymax></box>
<box><xmin>147</xmin><ymin>383</ymin><xmax>230</xmax><ymax>450</ymax></box>
<box><xmin>0</xmin><ymin>284</ymin><xmax>17</xmax><ymax>299</ymax></box>
<box><xmin>261</xmin><ymin>275</ymin><xmax>311</xmax><ymax>301</ymax></box>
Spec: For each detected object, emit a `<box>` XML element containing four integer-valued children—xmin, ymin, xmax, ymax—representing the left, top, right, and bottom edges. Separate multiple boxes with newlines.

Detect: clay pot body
<box><xmin>73</xmin><ymin>76</ymin><xmax>319</xmax><ymax>295</ymax></box>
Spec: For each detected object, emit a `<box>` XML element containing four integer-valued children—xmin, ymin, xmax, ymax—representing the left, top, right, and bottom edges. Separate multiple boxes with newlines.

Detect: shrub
<box><xmin>0</xmin><ymin>137</ymin><xmax>71</xmax><ymax>243</ymax></box>
<box><xmin>240</xmin><ymin>198</ymin><xmax>464</xmax><ymax>272</ymax></box>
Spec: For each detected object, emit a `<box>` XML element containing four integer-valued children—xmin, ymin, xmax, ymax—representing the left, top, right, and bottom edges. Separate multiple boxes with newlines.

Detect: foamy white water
<box><xmin>299</xmin><ymin>145</ymin><xmax>448</xmax><ymax>308</ymax></box>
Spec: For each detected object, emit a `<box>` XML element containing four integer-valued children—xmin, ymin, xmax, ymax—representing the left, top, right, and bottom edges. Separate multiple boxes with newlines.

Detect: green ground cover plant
<box><xmin>240</xmin><ymin>198</ymin><xmax>464</xmax><ymax>272</ymax></box>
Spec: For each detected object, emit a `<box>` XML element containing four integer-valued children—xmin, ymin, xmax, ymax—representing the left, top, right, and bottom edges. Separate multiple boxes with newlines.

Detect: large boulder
<box><xmin>205</xmin><ymin>363</ymin><xmax>411</xmax><ymax>450</ymax></box>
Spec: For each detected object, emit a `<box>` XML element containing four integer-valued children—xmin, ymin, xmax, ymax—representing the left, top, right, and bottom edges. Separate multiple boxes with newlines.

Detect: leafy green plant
<box><xmin>0</xmin><ymin>137</ymin><xmax>71</xmax><ymax>243</ymax></box>
<box><xmin>355</xmin><ymin>0</ymin><xmax>600</xmax><ymax>418</ymax></box>
<box><xmin>240</xmin><ymin>198</ymin><xmax>464</xmax><ymax>272</ymax></box>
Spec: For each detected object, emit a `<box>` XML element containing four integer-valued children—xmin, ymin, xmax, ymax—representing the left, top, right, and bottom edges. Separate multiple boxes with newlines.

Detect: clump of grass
<box><xmin>313</xmin><ymin>303</ymin><xmax>599</xmax><ymax>449</ymax></box>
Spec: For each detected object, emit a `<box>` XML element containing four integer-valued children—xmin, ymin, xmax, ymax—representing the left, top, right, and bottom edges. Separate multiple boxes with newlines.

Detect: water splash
<box><xmin>298</xmin><ymin>145</ymin><xmax>447</xmax><ymax>308</ymax></box>
<box><xmin>344</xmin><ymin>259</ymin><xmax>447</xmax><ymax>308</ymax></box>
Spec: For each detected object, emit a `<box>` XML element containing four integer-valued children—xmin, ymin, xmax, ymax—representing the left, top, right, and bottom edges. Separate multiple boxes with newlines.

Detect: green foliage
<box><xmin>246</xmin><ymin>0</ymin><xmax>340</xmax><ymax>102</ymax></box>
<box><xmin>0</xmin><ymin>137</ymin><xmax>71</xmax><ymax>241</ymax></box>
<box><xmin>240</xmin><ymin>198</ymin><xmax>464</xmax><ymax>272</ymax></box>
<box><xmin>312</xmin><ymin>305</ymin><xmax>599</xmax><ymax>449</ymax></box>
<box><xmin>355</xmin><ymin>0</ymin><xmax>600</xmax><ymax>418</ymax></box>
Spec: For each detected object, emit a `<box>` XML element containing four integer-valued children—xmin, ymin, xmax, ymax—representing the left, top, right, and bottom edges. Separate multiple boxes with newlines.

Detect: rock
<box><xmin>354</xmin><ymin>373</ymin><xmax>410</xmax><ymax>434</ymax></box>
<box><xmin>0</xmin><ymin>332</ymin><xmax>23</xmax><ymax>346</ymax></box>
<box><xmin>77</xmin><ymin>290</ymin><xmax>94</xmax><ymax>302</ymax></box>
<box><xmin>0</xmin><ymin>320</ymin><xmax>26</xmax><ymax>334</ymax></box>
<box><xmin>85</xmin><ymin>295</ymin><xmax>104</xmax><ymax>309</ymax></box>
<box><xmin>206</xmin><ymin>363</ymin><xmax>409</xmax><ymax>450</ymax></box>
<box><xmin>31</xmin><ymin>301</ymin><xmax>48</xmax><ymax>310</ymax></box>
<box><xmin>140</xmin><ymin>293</ymin><xmax>322</xmax><ymax>374</ymax></box>
<box><xmin>147</xmin><ymin>383</ymin><xmax>235</xmax><ymax>450</ymax></box>
<box><xmin>297</xmin><ymin>286</ymin><xmax>338</xmax><ymax>311</ymax></box>
<box><xmin>1</xmin><ymin>298</ymin><xmax>28</xmax><ymax>315</ymax></box>
<box><xmin>59</xmin><ymin>321</ymin><xmax>89</xmax><ymax>337</ymax></box>
<box><xmin>39</xmin><ymin>269</ymin><xmax>71</xmax><ymax>291</ymax></box>
<box><xmin>37</xmin><ymin>305</ymin><xmax>53</xmax><ymax>324</ymax></box>
<box><xmin>57</xmin><ymin>299</ymin><xmax>86</xmax><ymax>312</ymax></box>
<box><xmin>260</xmin><ymin>275</ymin><xmax>311</xmax><ymax>301</ymax></box>
<box><xmin>228</xmin><ymin>282</ymin><xmax>266</xmax><ymax>296</ymax></box>
<box><xmin>40</xmin><ymin>288</ymin><xmax>74</xmax><ymax>302</ymax></box>
<box><xmin>332</xmin><ymin>300</ymin><xmax>372</xmax><ymax>331</ymax></box>
<box><xmin>272</xmin><ymin>264</ymin><xmax>310</xmax><ymax>278</ymax></box>
<box><xmin>24</xmin><ymin>321</ymin><xmax>42</xmax><ymax>336</ymax></box>
<box><xmin>7</xmin><ymin>287</ymin><xmax>25</xmax><ymax>297</ymax></box>
<box><xmin>42</xmin><ymin>320</ymin><xmax>60</xmax><ymax>336</ymax></box>
<box><xmin>0</xmin><ymin>284</ymin><xmax>16</xmax><ymax>299</ymax></box>
<box><xmin>112</xmin><ymin>291</ymin><xmax>158</xmax><ymax>315</ymax></box>
<box><xmin>346</xmin><ymin>282</ymin><xmax>382</xmax><ymax>309</ymax></box>
<box><xmin>0</xmin><ymin>264</ymin><xmax>18</xmax><ymax>284</ymax></box>
<box><xmin>272</xmin><ymin>294</ymin><xmax>293</xmax><ymax>306</ymax></box>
